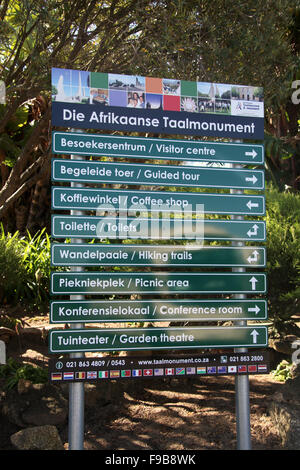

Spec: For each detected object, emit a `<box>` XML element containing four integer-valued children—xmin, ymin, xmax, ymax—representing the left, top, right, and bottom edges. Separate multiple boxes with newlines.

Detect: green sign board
<box><xmin>51</xmin><ymin>244</ymin><xmax>266</xmax><ymax>267</ymax></box>
<box><xmin>52</xmin><ymin>131</ymin><xmax>264</xmax><ymax>165</ymax></box>
<box><xmin>51</xmin><ymin>215</ymin><xmax>266</xmax><ymax>241</ymax></box>
<box><xmin>48</xmin><ymin>326</ymin><xmax>268</xmax><ymax>353</ymax></box>
<box><xmin>50</xmin><ymin>299</ymin><xmax>268</xmax><ymax>324</ymax></box>
<box><xmin>51</xmin><ymin>272</ymin><xmax>267</xmax><ymax>295</ymax></box>
<box><xmin>51</xmin><ymin>159</ymin><xmax>265</xmax><ymax>191</ymax></box>
<box><xmin>51</xmin><ymin>187</ymin><xmax>265</xmax><ymax>215</ymax></box>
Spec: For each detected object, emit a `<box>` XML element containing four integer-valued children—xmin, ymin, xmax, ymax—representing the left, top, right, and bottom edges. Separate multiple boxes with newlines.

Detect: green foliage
<box><xmin>0</xmin><ymin>103</ymin><xmax>33</xmax><ymax>168</ymax></box>
<box><xmin>18</xmin><ymin>228</ymin><xmax>51</xmax><ymax>305</ymax></box>
<box><xmin>271</xmin><ymin>360</ymin><xmax>293</xmax><ymax>382</ymax></box>
<box><xmin>266</xmin><ymin>186</ymin><xmax>300</xmax><ymax>335</ymax></box>
<box><xmin>0</xmin><ymin>357</ymin><xmax>48</xmax><ymax>389</ymax></box>
<box><xmin>264</xmin><ymin>134</ymin><xmax>297</xmax><ymax>191</ymax></box>
<box><xmin>0</xmin><ymin>225</ymin><xmax>50</xmax><ymax>307</ymax></box>
<box><xmin>0</xmin><ymin>227</ymin><xmax>28</xmax><ymax>304</ymax></box>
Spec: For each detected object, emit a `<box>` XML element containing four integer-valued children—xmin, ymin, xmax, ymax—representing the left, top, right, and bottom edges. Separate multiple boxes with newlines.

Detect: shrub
<box><xmin>271</xmin><ymin>360</ymin><xmax>293</xmax><ymax>382</ymax></box>
<box><xmin>18</xmin><ymin>228</ymin><xmax>51</xmax><ymax>305</ymax></box>
<box><xmin>0</xmin><ymin>225</ymin><xmax>50</xmax><ymax>307</ymax></box>
<box><xmin>0</xmin><ymin>357</ymin><xmax>48</xmax><ymax>389</ymax></box>
<box><xmin>0</xmin><ymin>227</ymin><xmax>28</xmax><ymax>304</ymax></box>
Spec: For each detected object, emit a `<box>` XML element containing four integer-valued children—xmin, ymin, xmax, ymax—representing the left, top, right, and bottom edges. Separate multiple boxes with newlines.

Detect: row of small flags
<box><xmin>51</xmin><ymin>363</ymin><xmax>268</xmax><ymax>381</ymax></box>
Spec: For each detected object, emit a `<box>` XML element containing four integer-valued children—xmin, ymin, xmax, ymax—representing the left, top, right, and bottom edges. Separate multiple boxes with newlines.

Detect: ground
<box><xmin>82</xmin><ymin>374</ymin><xmax>284</xmax><ymax>451</ymax></box>
<box><xmin>0</xmin><ymin>312</ymin><xmax>286</xmax><ymax>451</ymax></box>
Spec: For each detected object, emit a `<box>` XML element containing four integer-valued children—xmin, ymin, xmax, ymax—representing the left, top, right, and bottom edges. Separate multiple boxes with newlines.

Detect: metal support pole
<box><xmin>233</xmin><ymin>276</ymin><xmax>251</xmax><ymax>450</ymax></box>
<box><xmin>68</xmin><ymin>129</ymin><xmax>85</xmax><ymax>450</ymax></box>
<box><xmin>231</xmin><ymin>156</ymin><xmax>252</xmax><ymax>450</ymax></box>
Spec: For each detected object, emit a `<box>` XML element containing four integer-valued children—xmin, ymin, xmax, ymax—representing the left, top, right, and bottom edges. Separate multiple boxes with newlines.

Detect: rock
<box><xmin>269</xmin><ymin>335</ymin><xmax>299</xmax><ymax>355</ymax></box>
<box><xmin>10</xmin><ymin>425</ymin><xmax>64</xmax><ymax>450</ymax></box>
<box><xmin>17</xmin><ymin>378</ymin><xmax>32</xmax><ymax>395</ymax></box>
<box><xmin>20</xmin><ymin>349</ymin><xmax>47</xmax><ymax>364</ymax></box>
<box><xmin>21</xmin><ymin>383</ymin><xmax>68</xmax><ymax>426</ymax></box>
<box><xmin>272</xmin><ymin>391</ymin><xmax>284</xmax><ymax>403</ymax></box>
<box><xmin>268</xmin><ymin>360</ymin><xmax>300</xmax><ymax>449</ymax></box>
<box><xmin>269</xmin><ymin>402</ymin><xmax>300</xmax><ymax>450</ymax></box>
<box><xmin>2</xmin><ymin>382</ymin><xmax>68</xmax><ymax>427</ymax></box>
<box><xmin>0</xmin><ymin>327</ymin><xmax>15</xmax><ymax>343</ymax></box>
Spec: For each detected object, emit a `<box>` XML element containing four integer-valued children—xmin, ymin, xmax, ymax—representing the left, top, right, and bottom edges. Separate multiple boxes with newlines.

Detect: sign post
<box><xmin>50</xmin><ymin>68</ymin><xmax>267</xmax><ymax>451</ymax></box>
<box><xmin>68</xmin><ymin>132</ymin><xmax>85</xmax><ymax>451</ymax></box>
<box><xmin>231</xmin><ymin>155</ymin><xmax>252</xmax><ymax>450</ymax></box>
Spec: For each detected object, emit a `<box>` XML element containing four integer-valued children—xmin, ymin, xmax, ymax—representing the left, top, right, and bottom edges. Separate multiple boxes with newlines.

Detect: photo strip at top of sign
<box><xmin>51</xmin><ymin>69</ymin><xmax>264</xmax><ymax>139</ymax></box>
<box><xmin>51</xmin><ymin>68</ymin><xmax>264</xmax><ymax>118</ymax></box>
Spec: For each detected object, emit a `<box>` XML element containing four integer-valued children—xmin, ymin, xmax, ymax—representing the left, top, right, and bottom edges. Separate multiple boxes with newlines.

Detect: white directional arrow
<box><xmin>246</xmin><ymin>200</ymin><xmax>259</xmax><ymax>210</ymax></box>
<box><xmin>248</xmin><ymin>305</ymin><xmax>260</xmax><ymax>315</ymax></box>
<box><xmin>247</xmin><ymin>250</ymin><xmax>259</xmax><ymax>263</ymax></box>
<box><xmin>245</xmin><ymin>175</ymin><xmax>258</xmax><ymax>185</ymax></box>
<box><xmin>250</xmin><ymin>329</ymin><xmax>259</xmax><ymax>344</ymax></box>
<box><xmin>249</xmin><ymin>276</ymin><xmax>258</xmax><ymax>290</ymax></box>
<box><xmin>247</xmin><ymin>224</ymin><xmax>259</xmax><ymax>237</ymax></box>
<box><xmin>245</xmin><ymin>149</ymin><xmax>258</xmax><ymax>159</ymax></box>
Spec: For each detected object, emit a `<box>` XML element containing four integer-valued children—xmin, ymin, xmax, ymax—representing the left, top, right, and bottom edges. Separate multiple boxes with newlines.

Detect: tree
<box><xmin>1</xmin><ymin>0</ymin><xmax>300</xmax><ymax>232</ymax></box>
<box><xmin>0</xmin><ymin>0</ymin><xmax>160</xmax><ymax>231</ymax></box>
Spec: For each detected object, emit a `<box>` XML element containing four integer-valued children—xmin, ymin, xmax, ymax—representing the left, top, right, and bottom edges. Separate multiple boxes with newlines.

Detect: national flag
<box><xmin>207</xmin><ymin>366</ymin><xmax>216</xmax><ymax>374</ymax></box>
<box><xmin>110</xmin><ymin>370</ymin><xmax>120</xmax><ymax>378</ymax></box>
<box><xmin>87</xmin><ymin>371</ymin><xmax>97</xmax><ymax>379</ymax></box>
<box><xmin>51</xmin><ymin>373</ymin><xmax>62</xmax><ymax>381</ymax></box>
<box><xmin>154</xmin><ymin>368</ymin><xmax>164</xmax><ymax>376</ymax></box>
<box><xmin>228</xmin><ymin>366</ymin><xmax>237</xmax><ymax>373</ymax></box>
<box><xmin>63</xmin><ymin>372</ymin><xmax>74</xmax><ymax>380</ymax></box>
<box><xmin>132</xmin><ymin>369</ymin><xmax>142</xmax><ymax>377</ymax></box>
<box><xmin>143</xmin><ymin>369</ymin><xmax>153</xmax><ymax>376</ymax></box>
<box><xmin>165</xmin><ymin>368</ymin><xmax>174</xmax><ymax>375</ymax></box>
<box><xmin>248</xmin><ymin>365</ymin><xmax>257</xmax><ymax>373</ymax></box>
<box><xmin>186</xmin><ymin>367</ymin><xmax>196</xmax><ymax>375</ymax></box>
<box><xmin>197</xmin><ymin>367</ymin><xmax>206</xmax><ymax>374</ymax></box>
<box><xmin>258</xmin><ymin>364</ymin><xmax>268</xmax><ymax>372</ymax></box>
<box><xmin>121</xmin><ymin>370</ymin><xmax>131</xmax><ymax>377</ymax></box>
<box><xmin>76</xmin><ymin>372</ymin><xmax>86</xmax><ymax>379</ymax></box>
<box><xmin>238</xmin><ymin>365</ymin><xmax>247</xmax><ymax>373</ymax></box>
<box><xmin>99</xmin><ymin>371</ymin><xmax>109</xmax><ymax>378</ymax></box>
<box><xmin>217</xmin><ymin>366</ymin><xmax>227</xmax><ymax>374</ymax></box>
<box><xmin>220</xmin><ymin>356</ymin><xmax>228</xmax><ymax>363</ymax></box>
<box><xmin>176</xmin><ymin>368</ymin><xmax>185</xmax><ymax>375</ymax></box>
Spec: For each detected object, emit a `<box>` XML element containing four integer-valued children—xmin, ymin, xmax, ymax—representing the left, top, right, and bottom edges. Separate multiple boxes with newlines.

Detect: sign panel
<box><xmin>49</xmin><ymin>326</ymin><xmax>268</xmax><ymax>353</ymax></box>
<box><xmin>51</xmin><ymin>68</ymin><xmax>264</xmax><ymax>139</ymax></box>
<box><xmin>52</xmin><ymin>131</ymin><xmax>265</xmax><ymax>165</ymax></box>
<box><xmin>52</xmin><ymin>159</ymin><xmax>265</xmax><ymax>190</ymax></box>
<box><xmin>51</xmin><ymin>215</ymin><xmax>266</xmax><ymax>241</ymax></box>
<box><xmin>52</xmin><ymin>102</ymin><xmax>264</xmax><ymax>139</ymax></box>
<box><xmin>50</xmin><ymin>299</ymin><xmax>268</xmax><ymax>323</ymax></box>
<box><xmin>51</xmin><ymin>244</ymin><xmax>266</xmax><ymax>267</ymax></box>
<box><xmin>51</xmin><ymin>272</ymin><xmax>267</xmax><ymax>295</ymax></box>
<box><xmin>51</xmin><ymin>187</ymin><xmax>265</xmax><ymax>215</ymax></box>
<box><xmin>49</xmin><ymin>350</ymin><xmax>270</xmax><ymax>383</ymax></box>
